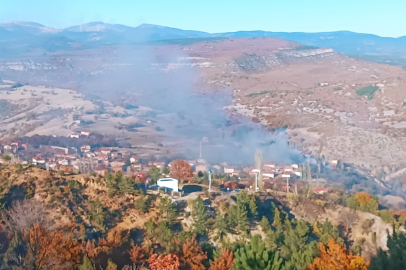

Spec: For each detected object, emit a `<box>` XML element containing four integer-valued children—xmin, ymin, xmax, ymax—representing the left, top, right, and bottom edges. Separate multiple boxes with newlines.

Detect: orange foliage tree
<box><xmin>209</xmin><ymin>248</ymin><xmax>235</xmax><ymax>270</ymax></box>
<box><xmin>21</xmin><ymin>223</ymin><xmax>81</xmax><ymax>270</ymax></box>
<box><xmin>95</xmin><ymin>229</ymin><xmax>129</xmax><ymax>255</ymax></box>
<box><xmin>82</xmin><ymin>239</ymin><xmax>96</xmax><ymax>259</ymax></box>
<box><xmin>129</xmin><ymin>244</ymin><xmax>152</xmax><ymax>264</ymax></box>
<box><xmin>307</xmin><ymin>239</ymin><xmax>370</xmax><ymax>270</ymax></box>
<box><xmin>181</xmin><ymin>237</ymin><xmax>207</xmax><ymax>270</ymax></box>
<box><xmin>169</xmin><ymin>160</ymin><xmax>193</xmax><ymax>182</ymax></box>
<box><xmin>147</xmin><ymin>254</ymin><xmax>180</xmax><ymax>270</ymax></box>
<box><xmin>355</xmin><ymin>192</ymin><xmax>372</xmax><ymax>206</ymax></box>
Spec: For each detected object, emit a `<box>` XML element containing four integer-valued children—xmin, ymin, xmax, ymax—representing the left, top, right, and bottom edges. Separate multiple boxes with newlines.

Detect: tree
<box><xmin>169</xmin><ymin>159</ymin><xmax>193</xmax><ymax>182</ymax></box>
<box><xmin>314</xmin><ymin>219</ymin><xmax>344</xmax><ymax>246</ymax></box>
<box><xmin>89</xmin><ymin>199</ymin><xmax>106</xmax><ymax>227</ymax></box>
<box><xmin>273</xmin><ymin>208</ymin><xmax>283</xmax><ymax>231</ymax></box>
<box><xmin>129</xmin><ymin>245</ymin><xmax>151</xmax><ymax>264</ymax></box>
<box><xmin>148</xmin><ymin>254</ymin><xmax>180</xmax><ymax>270</ymax></box>
<box><xmin>162</xmin><ymin>166</ymin><xmax>170</xmax><ymax>175</ymax></box>
<box><xmin>181</xmin><ymin>237</ymin><xmax>207</xmax><ymax>270</ymax></box>
<box><xmin>235</xmin><ymin>190</ymin><xmax>258</xmax><ymax>218</ymax></box>
<box><xmin>79</xmin><ymin>256</ymin><xmax>95</xmax><ymax>270</ymax></box>
<box><xmin>158</xmin><ymin>196</ymin><xmax>177</xmax><ymax>224</ymax></box>
<box><xmin>339</xmin><ymin>211</ymin><xmax>359</xmax><ymax>235</ymax></box>
<box><xmin>3</xmin><ymin>154</ymin><xmax>11</xmax><ymax>164</ymax></box>
<box><xmin>233</xmin><ymin>235</ymin><xmax>283</xmax><ymax>270</ymax></box>
<box><xmin>148</xmin><ymin>165</ymin><xmax>162</xmax><ymax>184</ymax></box>
<box><xmin>192</xmin><ymin>197</ymin><xmax>208</xmax><ymax>235</ymax></box>
<box><xmin>369</xmin><ymin>228</ymin><xmax>406</xmax><ymax>270</ymax></box>
<box><xmin>259</xmin><ymin>216</ymin><xmax>271</xmax><ymax>233</ymax></box>
<box><xmin>156</xmin><ymin>221</ymin><xmax>175</xmax><ymax>252</ymax></box>
<box><xmin>82</xmin><ymin>240</ymin><xmax>96</xmax><ymax>259</ymax></box>
<box><xmin>6</xmin><ymin>223</ymin><xmax>81</xmax><ymax>270</ymax></box>
<box><xmin>355</xmin><ymin>192</ymin><xmax>372</xmax><ymax>206</ymax></box>
<box><xmin>136</xmin><ymin>195</ymin><xmax>148</xmax><ymax>213</ymax></box>
<box><xmin>236</xmin><ymin>202</ymin><xmax>249</xmax><ymax>233</ymax></box>
<box><xmin>209</xmin><ymin>248</ymin><xmax>234</xmax><ymax>270</ymax></box>
<box><xmin>214</xmin><ymin>213</ymin><xmax>229</xmax><ymax>240</ymax></box>
<box><xmin>308</xmin><ymin>239</ymin><xmax>369</xmax><ymax>270</ymax></box>
<box><xmin>117</xmin><ymin>176</ymin><xmax>138</xmax><ymax>194</ymax></box>
<box><xmin>105</xmin><ymin>259</ymin><xmax>117</xmax><ymax>270</ymax></box>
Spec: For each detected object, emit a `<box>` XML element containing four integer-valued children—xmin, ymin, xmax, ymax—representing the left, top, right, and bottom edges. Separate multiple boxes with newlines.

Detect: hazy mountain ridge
<box><xmin>1</xmin><ymin>21</ymin><xmax>406</xmax><ymax>64</ymax></box>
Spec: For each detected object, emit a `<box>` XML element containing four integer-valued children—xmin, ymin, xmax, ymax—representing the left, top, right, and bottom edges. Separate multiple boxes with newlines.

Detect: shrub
<box><xmin>356</xmin><ymin>86</ymin><xmax>379</xmax><ymax>99</ymax></box>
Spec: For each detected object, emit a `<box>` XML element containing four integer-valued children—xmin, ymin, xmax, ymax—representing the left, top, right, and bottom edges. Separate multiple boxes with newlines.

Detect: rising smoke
<box><xmin>76</xmin><ymin>45</ymin><xmax>304</xmax><ymax>164</ymax></box>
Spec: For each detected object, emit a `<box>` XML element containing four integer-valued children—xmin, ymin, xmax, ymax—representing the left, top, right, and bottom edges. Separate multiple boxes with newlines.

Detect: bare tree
<box><xmin>1</xmin><ymin>199</ymin><xmax>51</xmax><ymax>236</ymax></box>
<box><xmin>339</xmin><ymin>210</ymin><xmax>359</xmax><ymax>236</ymax></box>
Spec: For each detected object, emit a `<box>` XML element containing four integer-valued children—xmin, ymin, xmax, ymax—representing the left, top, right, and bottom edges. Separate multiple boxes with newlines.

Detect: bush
<box><xmin>379</xmin><ymin>209</ymin><xmax>395</xmax><ymax>223</ymax></box>
<box><xmin>356</xmin><ymin>86</ymin><xmax>379</xmax><ymax>99</ymax></box>
<box><xmin>315</xmin><ymin>199</ymin><xmax>326</xmax><ymax>208</ymax></box>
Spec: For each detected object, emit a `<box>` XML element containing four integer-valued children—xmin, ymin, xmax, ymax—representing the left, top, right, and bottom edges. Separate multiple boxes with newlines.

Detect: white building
<box><xmin>157</xmin><ymin>178</ymin><xmax>179</xmax><ymax>192</ymax></box>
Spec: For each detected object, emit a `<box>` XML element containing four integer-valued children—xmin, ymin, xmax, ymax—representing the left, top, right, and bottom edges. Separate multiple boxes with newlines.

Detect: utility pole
<box><xmin>254</xmin><ymin>172</ymin><xmax>258</xmax><ymax>192</ymax></box>
<box><xmin>208</xmin><ymin>170</ymin><xmax>212</xmax><ymax>192</ymax></box>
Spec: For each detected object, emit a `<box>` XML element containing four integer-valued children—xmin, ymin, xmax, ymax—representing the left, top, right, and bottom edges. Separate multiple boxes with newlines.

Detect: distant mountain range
<box><xmin>1</xmin><ymin>21</ymin><xmax>406</xmax><ymax>66</ymax></box>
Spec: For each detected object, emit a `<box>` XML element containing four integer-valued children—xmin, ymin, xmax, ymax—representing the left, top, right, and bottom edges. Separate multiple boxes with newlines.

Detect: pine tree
<box><xmin>214</xmin><ymin>213</ymin><xmax>229</xmax><ymax>240</ymax></box>
<box><xmin>156</xmin><ymin>221</ymin><xmax>174</xmax><ymax>252</ymax></box>
<box><xmin>236</xmin><ymin>190</ymin><xmax>258</xmax><ymax>218</ymax></box>
<box><xmin>236</xmin><ymin>202</ymin><xmax>249</xmax><ymax>233</ymax></box>
<box><xmin>259</xmin><ymin>216</ymin><xmax>271</xmax><ymax>233</ymax></box>
<box><xmin>234</xmin><ymin>235</ymin><xmax>283</xmax><ymax>270</ymax></box>
<box><xmin>369</xmin><ymin>227</ymin><xmax>406</xmax><ymax>270</ymax></box>
<box><xmin>79</xmin><ymin>256</ymin><xmax>95</xmax><ymax>270</ymax></box>
<box><xmin>273</xmin><ymin>208</ymin><xmax>283</xmax><ymax>231</ymax></box>
<box><xmin>158</xmin><ymin>196</ymin><xmax>177</xmax><ymax>224</ymax></box>
<box><xmin>192</xmin><ymin>197</ymin><xmax>208</xmax><ymax>235</ymax></box>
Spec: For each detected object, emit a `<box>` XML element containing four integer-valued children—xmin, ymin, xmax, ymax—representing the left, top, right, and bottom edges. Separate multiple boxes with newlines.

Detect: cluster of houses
<box><xmin>0</xmin><ymin>138</ymin><xmax>332</xmax><ymax>195</ymax></box>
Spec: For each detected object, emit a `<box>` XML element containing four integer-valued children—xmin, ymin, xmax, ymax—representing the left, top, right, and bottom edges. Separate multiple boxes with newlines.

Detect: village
<box><xmin>0</xmin><ymin>129</ymin><xmax>336</xmax><ymax>196</ymax></box>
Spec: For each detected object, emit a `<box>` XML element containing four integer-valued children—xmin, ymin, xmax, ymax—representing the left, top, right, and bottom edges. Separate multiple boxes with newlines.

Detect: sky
<box><xmin>1</xmin><ymin>0</ymin><xmax>405</xmax><ymax>37</ymax></box>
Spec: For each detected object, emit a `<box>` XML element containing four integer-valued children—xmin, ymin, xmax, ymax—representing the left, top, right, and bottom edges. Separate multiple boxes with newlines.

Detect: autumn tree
<box><xmin>6</xmin><ymin>223</ymin><xmax>81</xmax><ymax>270</ymax></box>
<box><xmin>148</xmin><ymin>254</ymin><xmax>180</xmax><ymax>270</ymax></box>
<box><xmin>307</xmin><ymin>239</ymin><xmax>370</xmax><ymax>270</ymax></box>
<box><xmin>129</xmin><ymin>245</ymin><xmax>152</xmax><ymax>265</ymax></box>
<box><xmin>209</xmin><ymin>248</ymin><xmax>234</xmax><ymax>270</ymax></box>
<box><xmin>79</xmin><ymin>256</ymin><xmax>95</xmax><ymax>270</ymax></box>
<box><xmin>105</xmin><ymin>259</ymin><xmax>117</xmax><ymax>270</ymax></box>
<box><xmin>169</xmin><ymin>159</ymin><xmax>193</xmax><ymax>182</ymax></box>
<box><xmin>181</xmin><ymin>237</ymin><xmax>207</xmax><ymax>270</ymax></box>
<box><xmin>82</xmin><ymin>240</ymin><xmax>96</xmax><ymax>259</ymax></box>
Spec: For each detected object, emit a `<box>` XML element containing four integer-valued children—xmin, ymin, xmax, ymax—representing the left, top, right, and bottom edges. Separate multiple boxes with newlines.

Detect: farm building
<box><xmin>157</xmin><ymin>178</ymin><xmax>179</xmax><ymax>192</ymax></box>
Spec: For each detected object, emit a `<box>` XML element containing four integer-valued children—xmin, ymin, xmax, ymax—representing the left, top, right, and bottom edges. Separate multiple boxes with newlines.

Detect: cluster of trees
<box><xmin>345</xmin><ymin>192</ymin><xmax>406</xmax><ymax>226</ymax></box>
<box><xmin>19</xmin><ymin>134</ymin><xmax>118</xmax><ymax>148</ymax></box>
<box><xmin>4</xmin><ymin>162</ymin><xmax>406</xmax><ymax>270</ymax></box>
<box><xmin>105</xmin><ymin>171</ymin><xmax>140</xmax><ymax>197</ymax></box>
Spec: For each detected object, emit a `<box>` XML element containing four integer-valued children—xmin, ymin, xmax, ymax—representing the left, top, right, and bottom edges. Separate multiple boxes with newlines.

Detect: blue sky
<box><xmin>1</xmin><ymin>0</ymin><xmax>405</xmax><ymax>37</ymax></box>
